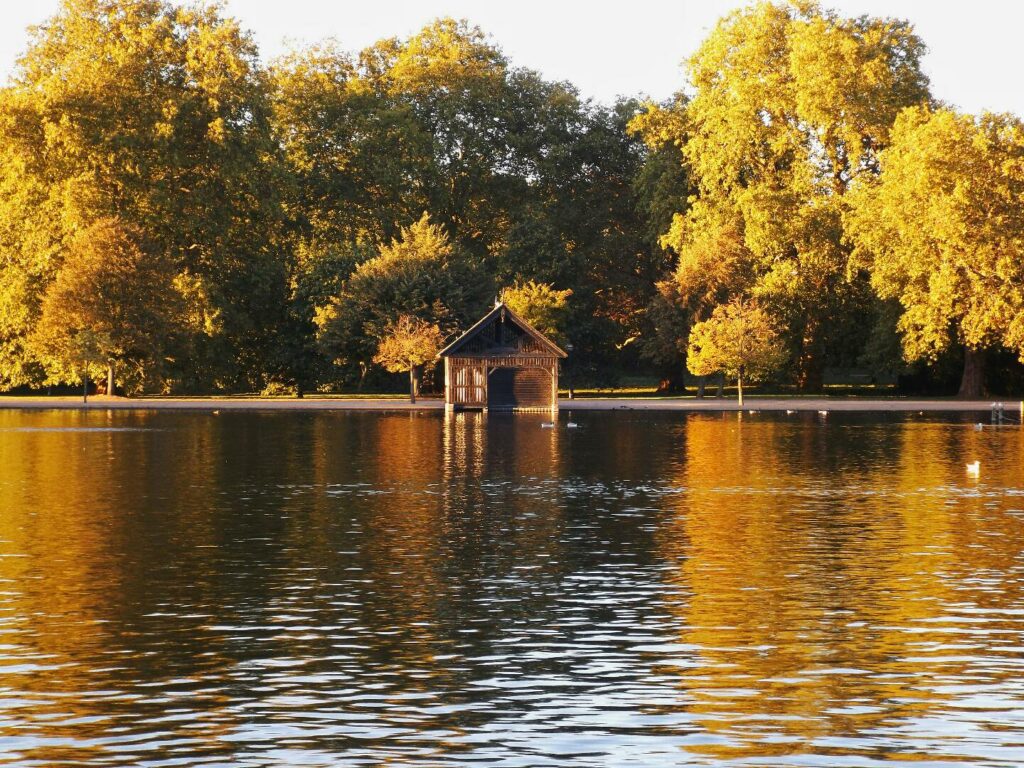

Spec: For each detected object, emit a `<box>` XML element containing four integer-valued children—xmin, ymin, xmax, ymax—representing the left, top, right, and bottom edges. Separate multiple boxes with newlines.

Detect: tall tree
<box><xmin>846</xmin><ymin>107</ymin><xmax>1024</xmax><ymax>397</ymax></box>
<box><xmin>629</xmin><ymin>94</ymin><xmax>693</xmax><ymax>390</ymax></box>
<box><xmin>271</xmin><ymin>19</ymin><xmax>579</xmax><ymax>261</ymax></box>
<box><xmin>635</xmin><ymin>1</ymin><xmax>931</xmax><ymax>390</ymax></box>
<box><xmin>0</xmin><ymin>0</ymin><xmax>287</xmax><ymax>391</ymax></box>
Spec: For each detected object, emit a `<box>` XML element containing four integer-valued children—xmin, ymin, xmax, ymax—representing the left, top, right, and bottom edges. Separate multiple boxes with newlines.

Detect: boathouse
<box><xmin>438</xmin><ymin>303</ymin><xmax>566</xmax><ymax>412</ymax></box>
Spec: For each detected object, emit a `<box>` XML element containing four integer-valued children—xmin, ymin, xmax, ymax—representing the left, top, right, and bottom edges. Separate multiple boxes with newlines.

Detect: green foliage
<box><xmin>638</xmin><ymin>280</ymin><xmax>691</xmax><ymax>382</ymax></box>
<box><xmin>271</xmin><ymin>26</ymin><xmax>664</xmax><ymax>373</ymax></box>
<box><xmin>315</xmin><ymin>214</ymin><xmax>491</xmax><ymax>374</ymax></box>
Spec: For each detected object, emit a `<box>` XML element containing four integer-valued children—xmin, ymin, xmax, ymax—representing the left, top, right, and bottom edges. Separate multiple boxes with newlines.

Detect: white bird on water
<box><xmin>786</xmin><ymin>409</ymin><xmax>796</xmax><ymax>415</ymax></box>
<box><xmin>817</xmin><ymin>410</ymin><xmax>829</xmax><ymax>416</ymax></box>
<box><xmin>567</xmin><ymin>422</ymin><xmax>580</xmax><ymax>429</ymax></box>
<box><xmin>541</xmin><ymin>422</ymin><xmax>555</xmax><ymax>429</ymax></box>
<box><xmin>966</xmin><ymin>461</ymin><xmax>980</xmax><ymax>477</ymax></box>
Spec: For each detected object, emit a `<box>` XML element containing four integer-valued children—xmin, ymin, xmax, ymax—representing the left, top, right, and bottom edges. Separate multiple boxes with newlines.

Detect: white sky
<box><xmin>1</xmin><ymin>1</ymin><xmax>1021</xmax><ymax>115</ymax></box>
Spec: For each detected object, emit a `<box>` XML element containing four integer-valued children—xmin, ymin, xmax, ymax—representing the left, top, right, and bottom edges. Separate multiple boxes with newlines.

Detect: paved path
<box><xmin>0</xmin><ymin>396</ymin><xmax>436</xmax><ymax>411</ymax></box>
<box><xmin>562</xmin><ymin>397</ymin><xmax>1014</xmax><ymax>413</ymax></box>
<box><xmin>0</xmin><ymin>395</ymin><xmax>1016</xmax><ymax>413</ymax></box>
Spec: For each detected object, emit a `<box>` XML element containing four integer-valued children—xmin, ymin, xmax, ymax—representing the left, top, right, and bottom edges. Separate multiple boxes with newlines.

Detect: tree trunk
<box><xmin>409</xmin><ymin>367</ymin><xmax>416</xmax><ymax>404</ymax></box>
<box><xmin>82</xmin><ymin>368</ymin><xmax>88</xmax><ymax>404</ymax></box>
<box><xmin>958</xmin><ymin>347</ymin><xmax>986</xmax><ymax>399</ymax></box>
<box><xmin>737</xmin><ymin>367</ymin><xmax>744</xmax><ymax>407</ymax></box>
<box><xmin>696</xmin><ymin>375</ymin><xmax>706</xmax><ymax>399</ymax></box>
<box><xmin>656</xmin><ymin>370</ymin><xmax>684</xmax><ymax>394</ymax></box>
<box><xmin>107</xmin><ymin>363</ymin><xmax>115</xmax><ymax>397</ymax></box>
<box><xmin>796</xmin><ymin>319</ymin><xmax>825</xmax><ymax>393</ymax></box>
<box><xmin>716</xmin><ymin>372</ymin><xmax>725</xmax><ymax>398</ymax></box>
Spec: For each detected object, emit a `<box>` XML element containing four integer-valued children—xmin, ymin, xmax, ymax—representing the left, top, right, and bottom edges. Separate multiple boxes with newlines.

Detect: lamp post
<box><xmin>565</xmin><ymin>342</ymin><xmax>574</xmax><ymax>400</ymax></box>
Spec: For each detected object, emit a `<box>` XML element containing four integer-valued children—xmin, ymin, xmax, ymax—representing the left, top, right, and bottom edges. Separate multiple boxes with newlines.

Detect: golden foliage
<box><xmin>500</xmin><ymin>280</ymin><xmax>572</xmax><ymax>346</ymax></box>
<box><xmin>373</xmin><ymin>315</ymin><xmax>445</xmax><ymax>374</ymax></box>
<box><xmin>687</xmin><ymin>299</ymin><xmax>787</xmax><ymax>401</ymax></box>
<box><xmin>631</xmin><ymin>1</ymin><xmax>931</xmax><ymax>388</ymax></box>
<box><xmin>846</xmin><ymin>108</ymin><xmax>1024</xmax><ymax>361</ymax></box>
<box><xmin>30</xmin><ymin>218</ymin><xmax>182</xmax><ymax>389</ymax></box>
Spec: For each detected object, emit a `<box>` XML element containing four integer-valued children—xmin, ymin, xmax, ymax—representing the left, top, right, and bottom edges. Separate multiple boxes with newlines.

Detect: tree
<box><xmin>315</xmin><ymin>213</ymin><xmax>491</xmax><ymax>384</ymax></box>
<box><xmin>373</xmin><ymin>315</ymin><xmax>445</xmax><ymax>402</ymax></box>
<box><xmin>634</xmin><ymin>1</ymin><xmax>931</xmax><ymax>391</ymax></box>
<box><xmin>628</xmin><ymin>94</ymin><xmax>694</xmax><ymax>391</ymax></box>
<box><xmin>272</xmin><ymin>22</ymin><xmax>664</xmax><ymax>378</ymax></box>
<box><xmin>271</xmin><ymin>19</ymin><xmax>581</xmax><ymax>261</ymax></box>
<box><xmin>846</xmin><ymin>107</ymin><xmax>1024</xmax><ymax>397</ymax></box>
<box><xmin>0</xmin><ymin>0</ymin><xmax>287</xmax><ymax>392</ymax></box>
<box><xmin>30</xmin><ymin>218</ymin><xmax>182</xmax><ymax>395</ymax></box>
<box><xmin>687</xmin><ymin>299</ymin><xmax>786</xmax><ymax>406</ymax></box>
<box><xmin>508</xmin><ymin>97</ymin><xmax>675</xmax><ymax>376</ymax></box>
<box><xmin>639</xmin><ymin>279</ymin><xmax>693</xmax><ymax>393</ymax></box>
<box><xmin>500</xmin><ymin>280</ymin><xmax>572</xmax><ymax>347</ymax></box>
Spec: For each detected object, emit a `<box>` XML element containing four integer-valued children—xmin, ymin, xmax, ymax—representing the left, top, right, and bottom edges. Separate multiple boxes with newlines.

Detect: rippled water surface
<box><xmin>0</xmin><ymin>408</ymin><xmax>1023</xmax><ymax>766</ymax></box>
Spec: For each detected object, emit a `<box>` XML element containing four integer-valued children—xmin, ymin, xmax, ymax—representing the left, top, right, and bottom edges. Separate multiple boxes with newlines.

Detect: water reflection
<box><xmin>658</xmin><ymin>414</ymin><xmax>1024</xmax><ymax>765</ymax></box>
<box><xmin>0</xmin><ymin>409</ymin><xmax>1021</xmax><ymax>765</ymax></box>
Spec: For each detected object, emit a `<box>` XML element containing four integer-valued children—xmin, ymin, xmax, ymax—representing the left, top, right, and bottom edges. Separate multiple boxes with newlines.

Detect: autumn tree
<box><xmin>270</xmin><ymin>19</ymin><xmax>572</xmax><ymax>259</ymax></box>
<box><xmin>846</xmin><ymin>107</ymin><xmax>1024</xmax><ymax>397</ymax></box>
<box><xmin>315</xmin><ymin>214</ymin><xmax>490</xmax><ymax>385</ymax></box>
<box><xmin>687</xmin><ymin>299</ymin><xmax>786</xmax><ymax>406</ymax></box>
<box><xmin>30</xmin><ymin>219</ymin><xmax>182</xmax><ymax>395</ymax></box>
<box><xmin>373</xmin><ymin>315</ymin><xmax>445</xmax><ymax>403</ymax></box>
<box><xmin>634</xmin><ymin>1</ymin><xmax>931</xmax><ymax>390</ymax></box>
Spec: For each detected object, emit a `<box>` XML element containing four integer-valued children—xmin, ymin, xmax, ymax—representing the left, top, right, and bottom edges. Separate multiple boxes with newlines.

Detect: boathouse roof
<box><xmin>437</xmin><ymin>302</ymin><xmax>567</xmax><ymax>359</ymax></box>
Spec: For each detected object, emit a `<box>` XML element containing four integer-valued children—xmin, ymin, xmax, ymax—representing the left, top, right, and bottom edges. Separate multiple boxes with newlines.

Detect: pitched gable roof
<box><xmin>438</xmin><ymin>302</ymin><xmax>567</xmax><ymax>359</ymax></box>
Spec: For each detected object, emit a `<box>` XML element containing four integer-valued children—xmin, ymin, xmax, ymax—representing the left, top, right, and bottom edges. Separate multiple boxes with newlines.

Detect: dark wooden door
<box><xmin>488</xmin><ymin>367</ymin><xmax>551</xmax><ymax>409</ymax></box>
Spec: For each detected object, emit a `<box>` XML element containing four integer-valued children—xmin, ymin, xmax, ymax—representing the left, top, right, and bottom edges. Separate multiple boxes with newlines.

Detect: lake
<box><xmin>0</xmin><ymin>408</ymin><xmax>1022</xmax><ymax>767</ymax></box>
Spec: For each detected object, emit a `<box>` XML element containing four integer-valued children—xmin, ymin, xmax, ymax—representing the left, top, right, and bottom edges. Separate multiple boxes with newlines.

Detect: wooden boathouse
<box><xmin>438</xmin><ymin>303</ymin><xmax>567</xmax><ymax>412</ymax></box>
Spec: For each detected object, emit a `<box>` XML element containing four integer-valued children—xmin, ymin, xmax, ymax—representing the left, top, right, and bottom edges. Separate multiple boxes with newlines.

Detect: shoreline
<box><xmin>0</xmin><ymin>395</ymin><xmax>1017</xmax><ymax>413</ymax></box>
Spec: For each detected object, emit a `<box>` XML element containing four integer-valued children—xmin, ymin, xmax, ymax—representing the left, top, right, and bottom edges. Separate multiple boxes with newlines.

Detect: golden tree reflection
<box><xmin>657</xmin><ymin>414</ymin><xmax>1024</xmax><ymax>762</ymax></box>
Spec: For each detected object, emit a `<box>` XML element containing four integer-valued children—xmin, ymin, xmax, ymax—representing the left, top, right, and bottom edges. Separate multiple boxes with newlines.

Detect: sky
<box><xmin>1</xmin><ymin>1</ymin><xmax>1022</xmax><ymax>115</ymax></box>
